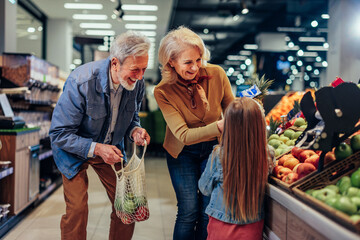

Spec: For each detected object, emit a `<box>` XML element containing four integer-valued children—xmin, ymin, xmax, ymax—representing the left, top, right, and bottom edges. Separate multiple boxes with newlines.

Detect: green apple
<box><xmin>278</xmin><ymin>144</ymin><xmax>289</xmax><ymax>149</ymax></box>
<box><xmin>315</xmin><ymin>188</ymin><xmax>337</xmax><ymax>202</ymax></box>
<box><xmin>275</xmin><ymin>149</ymin><xmax>282</xmax><ymax>157</ymax></box>
<box><xmin>123</xmin><ymin>198</ymin><xmax>137</xmax><ymax>214</ymax></box>
<box><xmin>268</xmin><ymin>139</ymin><xmax>282</xmax><ymax>149</ymax></box>
<box><xmin>284</xmin><ymin>129</ymin><xmax>295</xmax><ymax>139</ymax></box>
<box><xmin>291</xmin><ymin>131</ymin><xmax>303</xmax><ymax>140</ymax></box>
<box><xmin>346</xmin><ymin>187</ymin><xmax>360</xmax><ymax>197</ymax></box>
<box><xmin>351</xmin><ymin>169</ymin><xmax>360</xmax><ymax>188</ymax></box>
<box><xmin>279</xmin><ymin>136</ymin><xmax>290</xmax><ymax>144</ymax></box>
<box><xmin>114</xmin><ymin>198</ymin><xmax>122</xmax><ymax>211</ymax></box>
<box><xmin>335</xmin><ymin>142</ymin><xmax>353</xmax><ymax>161</ymax></box>
<box><xmin>337</xmin><ymin>176</ymin><xmax>352</xmax><ymax>194</ymax></box>
<box><xmin>325</xmin><ymin>196</ymin><xmax>340</xmax><ymax>208</ymax></box>
<box><xmin>294</xmin><ymin>118</ymin><xmax>306</xmax><ymax>127</ymax></box>
<box><xmin>311</xmin><ymin>189</ymin><xmax>320</xmax><ymax>198</ymax></box>
<box><xmin>286</xmin><ymin>139</ymin><xmax>296</xmax><ymax>146</ymax></box>
<box><xmin>350</xmin><ymin>215</ymin><xmax>360</xmax><ymax>222</ymax></box>
<box><xmin>350</xmin><ymin>134</ymin><xmax>360</xmax><ymax>152</ymax></box>
<box><xmin>268</xmin><ymin>134</ymin><xmax>280</xmax><ymax>141</ymax></box>
<box><xmin>351</xmin><ymin>197</ymin><xmax>360</xmax><ymax>208</ymax></box>
<box><xmin>334</xmin><ymin>196</ymin><xmax>357</xmax><ymax>215</ymax></box>
<box><xmin>305</xmin><ymin>189</ymin><xmax>315</xmax><ymax>195</ymax></box>
<box><xmin>325</xmin><ymin>185</ymin><xmax>340</xmax><ymax>194</ymax></box>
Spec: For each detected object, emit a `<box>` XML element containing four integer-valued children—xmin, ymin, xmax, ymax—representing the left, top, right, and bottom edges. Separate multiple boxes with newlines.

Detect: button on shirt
<box><xmin>87</xmin><ymin>69</ymin><xmax>123</xmax><ymax>157</ymax></box>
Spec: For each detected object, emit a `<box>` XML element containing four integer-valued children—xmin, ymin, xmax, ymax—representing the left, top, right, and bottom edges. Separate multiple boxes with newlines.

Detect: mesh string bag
<box><xmin>112</xmin><ymin>140</ymin><xmax>149</xmax><ymax>224</ymax></box>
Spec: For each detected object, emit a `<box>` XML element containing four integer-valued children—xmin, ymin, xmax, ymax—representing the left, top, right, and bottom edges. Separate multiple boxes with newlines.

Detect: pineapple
<box><xmin>269</xmin><ymin>116</ymin><xmax>281</xmax><ymax>136</ymax></box>
<box><xmin>246</xmin><ymin>74</ymin><xmax>274</xmax><ymax>102</ymax></box>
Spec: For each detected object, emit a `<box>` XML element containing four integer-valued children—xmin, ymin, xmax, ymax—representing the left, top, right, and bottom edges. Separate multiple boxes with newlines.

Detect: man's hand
<box><xmin>94</xmin><ymin>143</ymin><xmax>123</xmax><ymax>165</ymax></box>
<box><xmin>132</xmin><ymin>127</ymin><xmax>150</xmax><ymax>146</ymax></box>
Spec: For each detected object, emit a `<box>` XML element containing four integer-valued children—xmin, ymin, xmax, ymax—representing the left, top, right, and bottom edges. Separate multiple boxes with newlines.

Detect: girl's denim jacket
<box><xmin>199</xmin><ymin>147</ymin><xmax>272</xmax><ymax>225</ymax></box>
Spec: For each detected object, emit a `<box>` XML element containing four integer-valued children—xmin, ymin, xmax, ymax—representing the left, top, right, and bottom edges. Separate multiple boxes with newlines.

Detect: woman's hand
<box><xmin>216</xmin><ymin>119</ymin><xmax>224</xmax><ymax>133</ymax></box>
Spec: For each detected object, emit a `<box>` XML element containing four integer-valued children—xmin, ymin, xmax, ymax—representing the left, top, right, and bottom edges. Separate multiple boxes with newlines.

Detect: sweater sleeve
<box><xmin>154</xmin><ymin>87</ymin><xmax>220</xmax><ymax>145</ymax></box>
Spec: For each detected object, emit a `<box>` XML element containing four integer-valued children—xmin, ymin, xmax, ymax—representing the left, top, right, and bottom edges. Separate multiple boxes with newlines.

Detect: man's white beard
<box><xmin>120</xmin><ymin>77</ymin><xmax>137</xmax><ymax>91</ymax></box>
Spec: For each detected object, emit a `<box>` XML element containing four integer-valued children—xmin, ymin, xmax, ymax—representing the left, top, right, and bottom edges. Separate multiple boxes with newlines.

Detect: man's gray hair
<box><xmin>110</xmin><ymin>31</ymin><xmax>151</xmax><ymax>63</ymax></box>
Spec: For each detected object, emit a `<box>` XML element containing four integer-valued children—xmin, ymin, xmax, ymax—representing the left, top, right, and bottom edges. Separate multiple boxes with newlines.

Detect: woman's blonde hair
<box><xmin>158</xmin><ymin>26</ymin><xmax>210</xmax><ymax>83</ymax></box>
<box><xmin>220</xmin><ymin>97</ymin><xmax>268</xmax><ymax>222</ymax></box>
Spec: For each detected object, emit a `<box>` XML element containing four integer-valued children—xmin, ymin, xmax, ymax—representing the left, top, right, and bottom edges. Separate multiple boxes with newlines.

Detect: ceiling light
<box><xmin>98</xmin><ymin>45</ymin><xmax>109</xmax><ymax>51</ymax></box>
<box><xmin>322</xmin><ymin>61</ymin><xmax>328</xmax><ymax>67</ymax></box>
<box><xmin>277</xmin><ymin>27</ymin><xmax>306</xmax><ymax>32</ymax></box>
<box><xmin>310</xmin><ymin>81</ymin><xmax>316</xmax><ymax>87</ymax></box>
<box><xmin>239</xmin><ymin>50</ymin><xmax>251</xmax><ymax>56</ymax></box>
<box><xmin>38</xmin><ymin>26</ymin><xmax>43</xmax><ymax>31</ymax></box>
<box><xmin>80</xmin><ymin>23</ymin><xmax>112</xmax><ymax>29</ymax></box>
<box><xmin>27</xmin><ymin>27</ymin><xmax>35</xmax><ymax>33</ymax></box>
<box><xmin>111</xmin><ymin>14</ymin><xmax>117</xmax><ymax>19</ymax></box>
<box><xmin>316</xmin><ymin>56</ymin><xmax>322</xmax><ymax>62</ymax></box>
<box><xmin>122</xmin><ymin>15</ymin><xmax>157</xmax><ymax>21</ymax></box>
<box><xmin>240</xmin><ymin>64</ymin><xmax>246</xmax><ymax>70</ymax></box>
<box><xmin>243</xmin><ymin>44</ymin><xmax>258</xmax><ymax>50</ymax></box>
<box><xmin>288</xmin><ymin>56</ymin><xmax>294</xmax><ymax>61</ymax></box>
<box><xmin>302</xmin><ymin>52</ymin><xmax>318</xmax><ymax>57</ymax></box>
<box><xmin>64</xmin><ymin>3</ymin><xmax>103</xmax><ymax>9</ymax></box>
<box><xmin>245</xmin><ymin>59</ymin><xmax>252</xmax><ymax>65</ymax></box>
<box><xmin>121</xmin><ymin>4</ymin><xmax>158</xmax><ymax>11</ymax></box>
<box><xmin>298</xmin><ymin>37</ymin><xmax>325</xmax><ymax>42</ymax></box>
<box><xmin>297</xmin><ymin>50</ymin><xmax>304</xmax><ymax>56</ymax></box>
<box><xmin>73</xmin><ymin>14</ymin><xmax>108</xmax><ymax>20</ymax></box>
<box><xmin>233</xmin><ymin>15</ymin><xmax>240</xmax><ymax>21</ymax></box>
<box><xmin>287</xmin><ymin>42</ymin><xmax>294</xmax><ymax>48</ymax></box>
<box><xmin>292</xmin><ymin>69</ymin><xmax>298</xmax><ymax>74</ymax></box>
<box><xmin>125</xmin><ymin>24</ymin><xmax>157</xmax><ymax>30</ymax></box>
<box><xmin>297</xmin><ymin>60</ymin><xmax>303</xmax><ymax>66</ymax></box>
<box><xmin>314</xmin><ymin>69</ymin><xmax>320</xmax><ymax>75</ymax></box>
<box><xmin>85</xmin><ymin>30</ymin><xmax>115</xmax><ymax>36</ymax></box>
<box><xmin>321</xmin><ymin>14</ymin><xmax>330</xmax><ymax>19</ymax></box>
<box><xmin>286</xmin><ymin>79</ymin><xmax>292</xmax><ymax>85</ymax></box>
<box><xmin>138</xmin><ymin>31</ymin><xmax>156</xmax><ymax>37</ymax></box>
<box><xmin>306</xmin><ymin>46</ymin><xmax>328</xmax><ymax>51</ymax></box>
<box><xmin>304</xmin><ymin>75</ymin><xmax>310</xmax><ymax>81</ymax></box>
<box><xmin>306</xmin><ymin>65</ymin><xmax>312</xmax><ymax>71</ymax></box>
<box><xmin>241</xmin><ymin>8</ymin><xmax>249</xmax><ymax>14</ymax></box>
<box><xmin>311</xmin><ymin>20</ymin><xmax>318</xmax><ymax>27</ymax></box>
<box><xmin>203</xmin><ymin>28</ymin><xmax>209</xmax><ymax>34</ymax></box>
<box><xmin>73</xmin><ymin>59</ymin><xmax>82</xmax><ymax>65</ymax></box>
<box><xmin>285</xmin><ymin>36</ymin><xmax>290</xmax><ymax>41</ymax></box>
<box><xmin>323</xmin><ymin>42</ymin><xmax>329</xmax><ymax>48</ymax></box>
<box><xmin>290</xmin><ymin>75</ymin><xmax>295</xmax><ymax>80</ymax></box>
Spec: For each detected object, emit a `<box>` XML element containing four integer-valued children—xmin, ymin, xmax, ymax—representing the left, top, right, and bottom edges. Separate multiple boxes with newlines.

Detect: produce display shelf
<box><xmin>0</xmin><ymin>167</ymin><xmax>13</xmax><ymax>180</ymax></box>
<box><xmin>266</xmin><ymin>184</ymin><xmax>359</xmax><ymax>239</ymax></box>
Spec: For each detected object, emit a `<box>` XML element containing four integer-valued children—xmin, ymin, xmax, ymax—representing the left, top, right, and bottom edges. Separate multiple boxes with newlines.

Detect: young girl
<box><xmin>199</xmin><ymin>97</ymin><xmax>274</xmax><ymax>240</ymax></box>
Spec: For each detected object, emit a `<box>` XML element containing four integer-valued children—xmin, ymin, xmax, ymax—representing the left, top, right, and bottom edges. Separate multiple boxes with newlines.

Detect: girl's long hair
<box><xmin>220</xmin><ymin>97</ymin><xmax>268</xmax><ymax>222</ymax></box>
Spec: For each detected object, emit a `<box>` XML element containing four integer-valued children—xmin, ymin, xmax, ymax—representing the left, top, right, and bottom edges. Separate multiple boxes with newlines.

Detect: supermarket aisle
<box><xmin>2</xmin><ymin>157</ymin><xmax>177</xmax><ymax>240</ymax></box>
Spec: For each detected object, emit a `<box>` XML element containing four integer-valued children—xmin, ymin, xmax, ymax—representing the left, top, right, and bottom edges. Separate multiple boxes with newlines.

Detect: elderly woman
<box><xmin>154</xmin><ymin>26</ymin><xmax>235</xmax><ymax>240</ymax></box>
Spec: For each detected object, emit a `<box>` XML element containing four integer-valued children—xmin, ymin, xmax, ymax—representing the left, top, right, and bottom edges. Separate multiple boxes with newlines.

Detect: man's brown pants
<box><xmin>60</xmin><ymin>156</ymin><xmax>135</xmax><ymax>240</ymax></box>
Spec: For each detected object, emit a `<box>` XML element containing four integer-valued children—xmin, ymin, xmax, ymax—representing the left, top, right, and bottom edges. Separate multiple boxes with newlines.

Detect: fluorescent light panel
<box><xmin>121</xmin><ymin>4</ymin><xmax>158</xmax><ymax>11</ymax></box>
<box><xmin>80</xmin><ymin>23</ymin><xmax>112</xmax><ymax>29</ymax></box>
<box><xmin>302</xmin><ymin>52</ymin><xmax>318</xmax><ymax>57</ymax></box>
<box><xmin>85</xmin><ymin>30</ymin><xmax>115</xmax><ymax>36</ymax></box>
<box><xmin>64</xmin><ymin>3</ymin><xmax>103</xmax><ymax>9</ymax></box>
<box><xmin>277</xmin><ymin>27</ymin><xmax>306</xmax><ymax>32</ymax></box>
<box><xmin>125</xmin><ymin>24</ymin><xmax>157</xmax><ymax>30</ymax></box>
<box><xmin>298</xmin><ymin>37</ymin><xmax>325</xmax><ymax>42</ymax></box>
<box><xmin>122</xmin><ymin>15</ymin><xmax>157</xmax><ymax>21</ymax></box>
<box><xmin>73</xmin><ymin>14</ymin><xmax>107</xmax><ymax>20</ymax></box>
<box><xmin>138</xmin><ymin>31</ymin><xmax>156</xmax><ymax>37</ymax></box>
<box><xmin>243</xmin><ymin>44</ymin><xmax>258</xmax><ymax>50</ymax></box>
<box><xmin>306</xmin><ymin>46</ymin><xmax>328</xmax><ymax>51</ymax></box>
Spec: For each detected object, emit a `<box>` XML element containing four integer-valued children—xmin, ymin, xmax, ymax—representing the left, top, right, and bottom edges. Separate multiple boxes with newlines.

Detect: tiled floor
<box><xmin>2</xmin><ymin>157</ymin><xmax>177</xmax><ymax>240</ymax></box>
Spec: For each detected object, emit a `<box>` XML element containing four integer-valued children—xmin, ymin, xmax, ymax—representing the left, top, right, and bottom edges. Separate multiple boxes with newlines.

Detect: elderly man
<box><xmin>49</xmin><ymin>31</ymin><xmax>151</xmax><ymax>240</ymax></box>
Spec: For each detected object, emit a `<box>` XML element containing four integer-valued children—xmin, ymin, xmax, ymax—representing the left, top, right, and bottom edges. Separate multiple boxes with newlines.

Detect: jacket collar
<box><xmin>95</xmin><ymin>57</ymin><xmax>111</xmax><ymax>94</ymax></box>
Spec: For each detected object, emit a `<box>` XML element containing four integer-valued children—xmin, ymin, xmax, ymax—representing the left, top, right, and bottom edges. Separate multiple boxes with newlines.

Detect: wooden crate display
<box><xmin>292</xmin><ymin>151</ymin><xmax>360</xmax><ymax>232</ymax></box>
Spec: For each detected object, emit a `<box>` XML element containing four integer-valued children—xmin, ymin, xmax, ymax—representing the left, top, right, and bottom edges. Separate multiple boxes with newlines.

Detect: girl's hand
<box><xmin>216</xmin><ymin>119</ymin><xmax>224</xmax><ymax>133</ymax></box>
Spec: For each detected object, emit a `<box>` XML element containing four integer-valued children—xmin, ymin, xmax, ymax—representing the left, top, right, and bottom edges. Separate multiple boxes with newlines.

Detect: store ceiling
<box><xmin>18</xmin><ymin>0</ymin><xmax>329</xmax><ymax>83</ymax></box>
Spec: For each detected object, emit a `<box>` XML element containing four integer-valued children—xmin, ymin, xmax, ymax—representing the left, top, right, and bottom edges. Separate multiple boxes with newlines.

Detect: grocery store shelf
<box><xmin>38</xmin><ymin>177</ymin><xmax>62</xmax><ymax>202</ymax></box>
<box><xmin>0</xmin><ymin>167</ymin><xmax>13</xmax><ymax>180</ymax></box>
<box><xmin>267</xmin><ymin>184</ymin><xmax>359</xmax><ymax>239</ymax></box>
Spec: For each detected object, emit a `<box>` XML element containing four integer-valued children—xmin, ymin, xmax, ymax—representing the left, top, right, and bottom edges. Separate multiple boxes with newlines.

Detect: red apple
<box><xmin>292</xmin><ymin>163</ymin><xmax>301</xmax><ymax>173</ymax></box>
<box><xmin>282</xmin><ymin>172</ymin><xmax>299</xmax><ymax>184</ymax></box>
<box><xmin>295</xmin><ymin>163</ymin><xmax>316</xmax><ymax>179</ymax></box>
<box><xmin>304</xmin><ymin>154</ymin><xmax>320</xmax><ymax>168</ymax></box>
<box><xmin>275</xmin><ymin>160</ymin><xmax>279</xmax><ymax>167</ymax></box>
<box><xmin>291</xmin><ymin>147</ymin><xmax>305</xmax><ymax>159</ymax></box>
<box><xmin>278</xmin><ymin>154</ymin><xmax>293</xmax><ymax>166</ymax></box>
<box><xmin>298</xmin><ymin>150</ymin><xmax>317</xmax><ymax>163</ymax></box>
<box><xmin>276</xmin><ymin>167</ymin><xmax>292</xmax><ymax>179</ymax></box>
<box><xmin>272</xmin><ymin>166</ymin><xmax>283</xmax><ymax>177</ymax></box>
<box><xmin>283</xmin><ymin>157</ymin><xmax>300</xmax><ymax>170</ymax></box>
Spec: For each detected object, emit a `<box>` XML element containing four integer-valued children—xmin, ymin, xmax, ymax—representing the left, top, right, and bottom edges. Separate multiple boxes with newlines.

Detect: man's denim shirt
<box><xmin>49</xmin><ymin>57</ymin><xmax>144</xmax><ymax>179</ymax></box>
<box><xmin>198</xmin><ymin>148</ymin><xmax>264</xmax><ymax>225</ymax></box>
